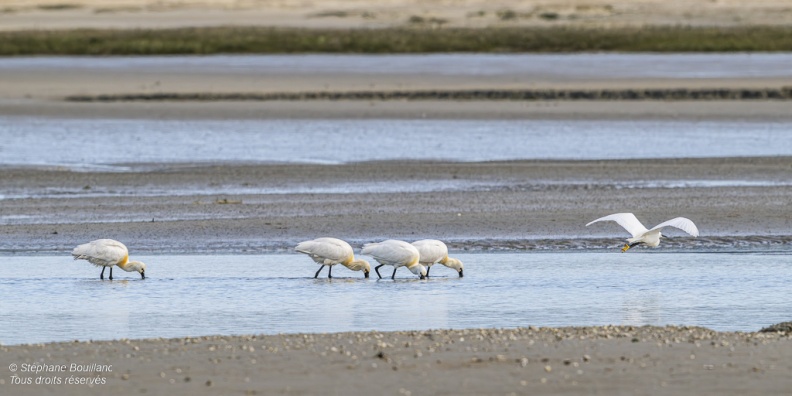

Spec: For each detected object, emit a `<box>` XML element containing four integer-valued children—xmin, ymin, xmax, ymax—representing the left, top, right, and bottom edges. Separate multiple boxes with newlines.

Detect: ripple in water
<box><xmin>1</xmin><ymin>252</ymin><xmax>790</xmax><ymax>345</ymax></box>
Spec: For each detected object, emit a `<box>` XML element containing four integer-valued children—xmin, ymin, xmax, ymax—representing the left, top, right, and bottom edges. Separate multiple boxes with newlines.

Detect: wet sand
<box><xmin>5</xmin><ymin>100</ymin><xmax>792</xmax><ymax>122</ymax></box>
<box><xmin>2</xmin><ymin>326</ymin><xmax>791</xmax><ymax>395</ymax></box>
<box><xmin>2</xmin><ymin>157</ymin><xmax>791</xmax><ymax>254</ymax></box>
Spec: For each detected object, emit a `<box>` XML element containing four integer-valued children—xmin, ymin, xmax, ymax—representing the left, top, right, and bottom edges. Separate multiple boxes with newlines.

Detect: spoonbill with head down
<box><xmin>586</xmin><ymin>213</ymin><xmax>699</xmax><ymax>252</ymax></box>
<box><xmin>361</xmin><ymin>239</ymin><xmax>426</xmax><ymax>280</ymax></box>
<box><xmin>411</xmin><ymin>239</ymin><xmax>463</xmax><ymax>277</ymax></box>
<box><xmin>72</xmin><ymin>239</ymin><xmax>146</xmax><ymax>280</ymax></box>
<box><xmin>295</xmin><ymin>237</ymin><xmax>371</xmax><ymax>278</ymax></box>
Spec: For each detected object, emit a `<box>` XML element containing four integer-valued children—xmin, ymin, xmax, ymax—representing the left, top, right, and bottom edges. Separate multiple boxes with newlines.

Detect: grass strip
<box><xmin>2</xmin><ymin>26</ymin><xmax>792</xmax><ymax>55</ymax></box>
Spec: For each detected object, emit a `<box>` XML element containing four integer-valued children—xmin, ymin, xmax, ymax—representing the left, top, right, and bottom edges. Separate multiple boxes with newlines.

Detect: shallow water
<box><xmin>4</xmin><ymin>54</ymin><xmax>792</xmax><ymax>79</ymax></box>
<box><xmin>1</xmin><ymin>252</ymin><xmax>789</xmax><ymax>345</ymax></box>
<box><xmin>2</xmin><ymin>118</ymin><xmax>791</xmax><ymax>168</ymax></box>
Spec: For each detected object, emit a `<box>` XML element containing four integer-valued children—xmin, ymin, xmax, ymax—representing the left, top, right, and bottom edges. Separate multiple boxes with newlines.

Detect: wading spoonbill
<box><xmin>72</xmin><ymin>239</ymin><xmax>146</xmax><ymax>280</ymax></box>
<box><xmin>295</xmin><ymin>237</ymin><xmax>371</xmax><ymax>278</ymax></box>
<box><xmin>411</xmin><ymin>239</ymin><xmax>463</xmax><ymax>277</ymax></box>
<box><xmin>361</xmin><ymin>240</ymin><xmax>426</xmax><ymax>280</ymax></box>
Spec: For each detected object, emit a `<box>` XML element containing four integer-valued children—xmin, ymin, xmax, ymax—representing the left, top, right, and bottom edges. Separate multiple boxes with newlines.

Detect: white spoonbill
<box><xmin>411</xmin><ymin>239</ymin><xmax>464</xmax><ymax>277</ymax></box>
<box><xmin>72</xmin><ymin>239</ymin><xmax>146</xmax><ymax>280</ymax></box>
<box><xmin>586</xmin><ymin>213</ymin><xmax>699</xmax><ymax>252</ymax></box>
<box><xmin>361</xmin><ymin>240</ymin><xmax>426</xmax><ymax>280</ymax></box>
<box><xmin>295</xmin><ymin>237</ymin><xmax>371</xmax><ymax>278</ymax></box>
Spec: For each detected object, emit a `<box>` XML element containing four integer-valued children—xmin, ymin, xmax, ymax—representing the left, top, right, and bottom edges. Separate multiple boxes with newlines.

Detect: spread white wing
<box><xmin>586</xmin><ymin>213</ymin><xmax>649</xmax><ymax>238</ymax></box>
<box><xmin>649</xmin><ymin>217</ymin><xmax>699</xmax><ymax>237</ymax></box>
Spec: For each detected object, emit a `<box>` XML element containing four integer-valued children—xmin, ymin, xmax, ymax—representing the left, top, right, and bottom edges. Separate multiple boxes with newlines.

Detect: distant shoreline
<box><xmin>65</xmin><ymin>87</ymin><xmax>792</xmax><ymax>102</ymax></box>
<box><xmin>2</xmin><ymin>26</ymin><xmax>792</xmax><ymax>55</ymax></box>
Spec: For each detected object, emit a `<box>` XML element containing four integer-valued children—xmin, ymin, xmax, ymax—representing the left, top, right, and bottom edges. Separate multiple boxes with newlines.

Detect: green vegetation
<box><xmin>1</xmin><ymin>26</ymin><xmax>792</xmax><ymax>55</ymax></box>
<box><xmin>539</xmin><ymin>12</ymin><xmax>560</xmax><ymax>21</ymax></box>
<box><xmin>496</xmin><ymin>9</ymin><xmax>518</xmax><ymax>21</ymax></box>
<box><xmin>311</xmin><ymin>10</ymin><xmax>351</xmax><ymax>18</ymax></box>
<box><xmin>36</xmin><ymin>3</ymin><xmax>82</xmax><ymax>10</ymax></box>
<box><xmin>408</xmin><ymin>15</ymin><xmax>448</xmax><ymax>26</ymax></box>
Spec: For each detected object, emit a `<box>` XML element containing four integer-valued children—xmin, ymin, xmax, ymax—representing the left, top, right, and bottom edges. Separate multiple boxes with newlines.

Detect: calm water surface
<box><xmin>1</xmin><ymin>252</ymin><xmax>789</xmax><ymax>345</ymax></box>
<box><xmin>4</xmin><ymin>54</ymin><xmax>792</xmax><ymax>79</ymax></box>
<box><xmin>2</xmin><ymin>119</ymin><xmax>791</xmax><ymax>168</ymax></box>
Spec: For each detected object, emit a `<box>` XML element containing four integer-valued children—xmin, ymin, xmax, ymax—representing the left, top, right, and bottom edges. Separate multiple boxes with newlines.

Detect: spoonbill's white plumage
<box><xmin>586</xmin><ymin>213</ymin><xmax>699</xmax><ymax>252</ymax></box>
<box><xmin>72</xmin><ymin>239</ymin><xmax>146</xmax><ymax>280</ymax></box>
<box><xmin>411</xmin><ymin>239</ymin><xmax>463</xmax><ymax>277</ymax></box>
<box><xmin>361</xmin><ymin>239</ymin><xmax>426</xmax><ymax>280</ymax></box>
<box><xmin>295</xmin><ymin>237</ymin><xmax>371</xmax><ymax>278</ymax></box>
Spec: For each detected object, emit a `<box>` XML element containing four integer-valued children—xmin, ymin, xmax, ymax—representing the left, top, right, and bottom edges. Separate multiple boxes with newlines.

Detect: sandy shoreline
<box><xmin>3</xmin><ymin>0</ymin><xmax>792</xmax><ymax>31</ymax></box>
<box><xmin>2</xmin><ymin>326</ymin><xmax>791</xmax><ymax>395</ymax></box>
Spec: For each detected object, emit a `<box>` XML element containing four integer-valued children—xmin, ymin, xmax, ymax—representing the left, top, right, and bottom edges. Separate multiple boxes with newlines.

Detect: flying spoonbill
<box><xmin>72</xmin><ymin>239</ymin><xmax>146</xmax><ymax>280</ymax></box>
<box><xmin>586</xmin><ymin>213</ymin><xmax>699</xmax><ymax>252</ymax></box>
<box><xmin>411</xmin><ymin>239</ymin><xmax>464</xmax><ymax>277</ymax></box>
<box><xmin>361</xmin><ymin>240</ymin><xmax>426</xmax><ymax>280</ymax></box>
<box><xmin>295</xmin><ymin>238</ymin><xmax>371</xmax><ymax>278</ymax></box>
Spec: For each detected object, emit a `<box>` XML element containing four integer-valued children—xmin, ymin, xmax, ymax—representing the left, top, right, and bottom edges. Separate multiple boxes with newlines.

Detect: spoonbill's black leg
<box><xmin>328</xmin><ymin>265</ymin><xmax>333</xmax><ymax>279</ymax></box>
<box><xmin>314</xmin><ymin>265</ymin><xmax>325</xmax><ymax>278</ymax></box>
<box><xmin>375</xmin><ymin>264</ymin><xmax>385</xmax><ymax>279</ymax></box>
<box><xmin>100</xmin><ymin>267</ymin><xmax>106</xmax><ymax>280</ymax></box>
<box><xmin>109</xmin><ymin>266</ymin><xmax>114</xmax><ymax>280</ymax></box>
<box><xmin>391</xmin><ymin>267</ymin><xmax>398</xmax><ymax>280</ymax></box>
<box><xmin>426</xmin><ymin>266</ymin><xmax>431</xmax><ymax>277</ymax></box>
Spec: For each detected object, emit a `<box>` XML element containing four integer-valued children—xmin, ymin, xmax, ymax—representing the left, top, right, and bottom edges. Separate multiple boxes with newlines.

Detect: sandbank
<box><xmin>2</xmin><ymin>326</ymin><xmax>791</xmax><ymax>395</ymax></box>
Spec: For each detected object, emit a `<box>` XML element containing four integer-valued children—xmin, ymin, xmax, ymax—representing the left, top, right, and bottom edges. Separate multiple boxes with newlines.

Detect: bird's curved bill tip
<box><xmin>459</xmin><ymin>270</ymin><xmax>464</xmax><ymax>278</ymax></box>
<box><xmin>420</xmin><ymin>274</ymin><xmax>426</xmax><ymax>280</ymax></box>
<box><xmin>140</xmin><ymin>272</ymin><xmax>146</xmax><ymax>279</ymax></box>
<box><xmin>364</xmin><ymin>271</ymin><xmax>370</xmax><ymax>279</ymax></box>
